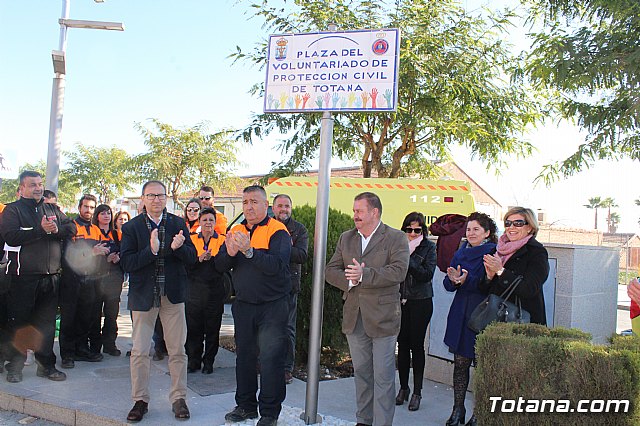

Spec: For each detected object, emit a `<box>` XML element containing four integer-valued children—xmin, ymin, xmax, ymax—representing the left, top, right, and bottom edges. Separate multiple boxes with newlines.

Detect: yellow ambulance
<box><xmin>264</xmin><ymin>176</ymin><xmax>475</xmax><ymax>227</ymax></box>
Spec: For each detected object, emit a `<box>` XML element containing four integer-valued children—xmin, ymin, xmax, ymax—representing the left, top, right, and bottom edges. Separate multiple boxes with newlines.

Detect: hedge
<box><xmin>474</xmin><ymin>323</ymin><xmax>640</xmax><ymax>425</ymax></box>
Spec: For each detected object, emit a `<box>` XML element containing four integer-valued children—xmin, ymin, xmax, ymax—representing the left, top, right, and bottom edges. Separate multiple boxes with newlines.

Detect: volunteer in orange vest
<box><xmin>185</xmin><ymin>207</ymin><xmax>226</xmax><ymax>374</ymax></box>
<box><xmin>183</xmin><ymin>198</ymin><xmax>202</xmax><ymax>235</ymax></box>
<box><xmin>216</xmin><ymin>185</ymin><xmax>291</xmax><ymax>426</ymax></box>
<box><xmin>198</xmin><ymin>185</ymin><xmax>228</xmax><ymax>235</ymax></box>
<box><xmin>59</xmin><ymin>194</ymin><xmax>110</xmax><ymax>369</ymax></box>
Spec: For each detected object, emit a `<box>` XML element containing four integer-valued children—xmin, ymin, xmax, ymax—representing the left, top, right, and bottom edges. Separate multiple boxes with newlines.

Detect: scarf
<box><xmin>408</xmin><ymin>234</ymin><xmax>423</xmax><ymax>255</ymax></box>
<box><xmin>144</xmin><ymin>207</ymin><xmax>167</xmax><ymax>308</ymax></box>
<box><xmin>496</xmin><ymin>233</ymin><xmax>532</xmax><ymax>265</ymax></box>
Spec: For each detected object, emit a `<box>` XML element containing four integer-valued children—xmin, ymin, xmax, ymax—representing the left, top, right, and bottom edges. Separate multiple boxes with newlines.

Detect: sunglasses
<box><xmin>186</xmin><ymin>207</ymin><xmax>200</xmax><ymax>213</ymax></box>
<box><xmin>199</xmin><ymin>196</ymin><xmax>212</xmax><ymax>201</ymax></box>
<box><xmin>504</xmin><ymin>219</ymin><xmax>528</xmax><ymax>228</ymax></box>
<box><xmin>404</xmin><ymin>227</ymin><xmax>422</xmax><ymax>234</ymax></box>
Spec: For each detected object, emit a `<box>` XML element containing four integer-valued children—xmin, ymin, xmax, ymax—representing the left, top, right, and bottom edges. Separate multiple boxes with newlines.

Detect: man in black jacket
<box><xmin>120</xmin><ymin>180</ymin><xmax>197</xmax><ymax>422</ymax></box>
<box><xmin>272</xmin><ymin>194</ymin><xmax>308</xmax><ymax>384</ymax></box>
<box><xmin>0</xmin><ymin>171</ymin><xmax>76</xmax><ymax>383</ymax></box>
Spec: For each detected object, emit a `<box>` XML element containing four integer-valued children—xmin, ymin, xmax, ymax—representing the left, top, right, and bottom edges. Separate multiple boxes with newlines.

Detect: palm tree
<box><xmin>601</xmin><ymin>197</ymin><xmax>618</xmax><ymax>232</ymax></box>
<box><xmin>584</xmin><ymin>197</ymin><xmax>604</xmax><ymax>230</ymax></box>
<box><xmin>609</xmin><ymin>212</ymin><xmax>621</xmax><ymax>233</ymax></box>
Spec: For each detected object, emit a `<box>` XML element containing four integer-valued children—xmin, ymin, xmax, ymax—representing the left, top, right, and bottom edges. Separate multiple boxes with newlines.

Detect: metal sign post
<box><xmin>263</xmin><ymin>26</ymin><xmax>399</xmax><ymax>425</ymax></box>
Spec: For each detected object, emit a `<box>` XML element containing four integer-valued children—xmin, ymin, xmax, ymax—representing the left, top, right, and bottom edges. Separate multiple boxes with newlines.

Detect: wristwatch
<box><xmin>496</xmin><ymin>267</ymin><xmax>505</xmax><ymax>277</ymax></box>
<box><xmin>242</xmin><ymin>247</ymin><xmax>254</xmax><ymax>259</ymax></box>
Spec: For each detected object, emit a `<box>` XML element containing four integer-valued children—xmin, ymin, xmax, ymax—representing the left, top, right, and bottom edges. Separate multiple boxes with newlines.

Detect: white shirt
<box><xmin>348</xmin><ymin>221</ymin><xmax>382</xmax><ymax>290</ymax></box>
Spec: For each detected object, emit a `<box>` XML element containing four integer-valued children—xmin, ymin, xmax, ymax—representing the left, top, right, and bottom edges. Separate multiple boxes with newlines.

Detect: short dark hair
<box><xmin>354</xmin><ymin>192</ymin><xmax>382</xmax><ymax>215</ymax></box>
<box><xmin>243</xmin><ymin>185</ymin><xmax>267</xmax><ymax>198</ymax></box>
<box><xmin>200</xmin><ymin>207</ymin><xmax>217</xmax><ymax>220</ymax></box>
<box><xmin>18</xmin><ymin>170</ymin><xmax>41</xmax><ymax>185</ymax></box>
<box><xmin>273</xmin><ymin>194</ymin><xmax>292</xmax><ymax>205</ymax></box>
<box><xmin>43</xmin><ymin>189</ymin><xmax>57</xmax><ymax>199</ymax></box>
<box><xmin>78</xmin><ymin>194</ymin><xmax>97</xmax><ymax>209</ymax></box>
<box><xmin>142</xmin><ymin>180</ymin><xmax>167</xmax><ymax>195</ymax></box>
<box><xmin>402</xmin><ymin>212</ymin><xmax>428</xmax><ymax>236</ymax></box>
<box><xmin>92</xmin><ymin>204</ymin><xmax>112</xmax><ymax>228</ymax></box>
<box><xmin>199</xmin><ymin>185</ymin><xmax>214</xmax><ymax>195</ymax></box>
<box><xmin>467</xmin><ymin>212</ymin><xmax>498</xmax><ymax>243</ymax></box>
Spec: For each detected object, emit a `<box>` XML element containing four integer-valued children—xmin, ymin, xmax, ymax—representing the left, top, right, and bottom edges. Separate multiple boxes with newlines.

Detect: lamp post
<box><xmin>45</xmin><ymin>0</ymin><xmax>124</xmax><ymax>194</ymax></box>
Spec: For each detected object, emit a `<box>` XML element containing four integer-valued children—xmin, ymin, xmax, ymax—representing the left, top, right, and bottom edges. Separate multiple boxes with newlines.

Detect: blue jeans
<box><xmin>232</xmin><ymin>297</ymin><xmax>288</xmax><ymax>418</ymax></box>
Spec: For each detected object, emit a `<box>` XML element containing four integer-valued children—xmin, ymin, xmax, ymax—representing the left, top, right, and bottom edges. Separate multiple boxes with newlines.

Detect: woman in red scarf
<box><xmin>480</xmin><ymin>207</ymin><xmax>550</xmax><ymax>325</ymax></box>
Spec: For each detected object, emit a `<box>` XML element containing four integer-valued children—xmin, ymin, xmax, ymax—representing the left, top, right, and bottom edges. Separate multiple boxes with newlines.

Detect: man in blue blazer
<box><xmin>120</xmin><ymin>180</ymin><xmax>197</xmax><ymax>422</ymax></box>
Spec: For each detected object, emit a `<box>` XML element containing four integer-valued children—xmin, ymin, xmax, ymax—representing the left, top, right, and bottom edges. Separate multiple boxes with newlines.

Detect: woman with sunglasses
<box><xmin>183</xmin><ymin>198</ymin><xmax>202</xmax><ymax>234</ymax></box>
<box><xmin>443</xmin><ymin>212</ymin><xmax>498</xmax><ymax>426</ymax></box>
<box><xmin>395</xmin><ymin>212</ymin><xmax>436</xmax><ymax>411</ymax></box>
<box><xmin>481</xmin><ymin>206</ymin><xmax>550</xmax><ymax>325</ymax></box>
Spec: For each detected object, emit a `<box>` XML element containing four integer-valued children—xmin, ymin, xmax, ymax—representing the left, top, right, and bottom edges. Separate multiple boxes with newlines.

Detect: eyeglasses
<box><xmin>144</xmin><ymin>193</ymin><xmax>167</xmax><ymax>200</ymax></box>
<box><xmin>199</xmin><ymin>196</ymin><xmax>212</xmax><ymax>201</ymax></box>
<box><xmin>404</xmin><ymin>227</ymin><xmax>422</xmax><ymax>234</ymax></box>
<box><xmin>186</xmin><ymin>207</ymin><xmax>200</xmax><ymax>213</ymax></box>
<box><xmin>504</xmin><ymin>219</ymin><xmax>528</xmax><ymax>228</ymax></box>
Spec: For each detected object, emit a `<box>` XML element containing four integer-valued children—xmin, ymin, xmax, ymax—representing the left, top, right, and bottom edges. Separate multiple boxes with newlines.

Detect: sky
<box><xmin>1</xmin><ymin>0</ymin><xmax>639</xmax><ymax>233</ymax></box>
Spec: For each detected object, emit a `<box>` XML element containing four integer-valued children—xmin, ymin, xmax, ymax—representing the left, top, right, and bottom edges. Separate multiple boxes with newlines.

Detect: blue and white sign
<box><xmin>264</xmin><ymin>29</ymin><xmax>400</xmax><ymax>113</ymax></box>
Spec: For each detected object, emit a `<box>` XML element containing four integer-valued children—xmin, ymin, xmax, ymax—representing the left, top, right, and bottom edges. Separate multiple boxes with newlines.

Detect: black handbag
<box><xmin>467</xmin><ymin>275</ymin><xmax>530</xmax><ymax>333</ymax></box>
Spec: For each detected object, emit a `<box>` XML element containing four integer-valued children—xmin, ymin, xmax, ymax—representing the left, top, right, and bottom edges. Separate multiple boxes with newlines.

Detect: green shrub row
<box><xmin>474</xmin><ymin>323</ymin><xmax>640</xmax><ymax>425</ymax></box>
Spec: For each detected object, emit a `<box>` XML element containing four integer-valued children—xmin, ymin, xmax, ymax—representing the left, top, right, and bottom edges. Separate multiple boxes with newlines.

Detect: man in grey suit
<box><xmin>325</xmin><ymin>192</ymin><xmax>409</xmax><ymax>426</ymax></box>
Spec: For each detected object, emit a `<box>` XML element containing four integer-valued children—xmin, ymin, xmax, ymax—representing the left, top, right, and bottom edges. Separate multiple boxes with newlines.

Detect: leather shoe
<box><xmin>61</xmin><ymin>358</ymin><xmax>75</xmax><ymax>369</ymax></box>
<box><xmin>408</xmin><ymin>394</ymin><xmax>421</xmax><ymax>411</ymax></box>
<box><xmin>465</xmin><ymin>414</ymin><xmax>477</xmax><ymax>426</ymax></box>
<box><xmin>201</xmin><ymin>364</ymin><xmax>213</xmax><ymax>374</ymax></box>
<box><xmin>395</xmin><ymin>387</ymin><xmax>410</xmax><ymax>405</ymax></box>
<box><xmin>172</xmin><ymin>398</ymin><xmax>190</xmax><ymax>420</ymax></box>
<box><xmin>225</xmin><ymin>406</ymin><xmax>258</xmax><ymax>422</ymax></box>
<box><xmin>127</xmin><ymin>400</ymin><xmax>148</xmax><ymax>422</ymax></box>
<box><xmin>152</xmin><ymin>351</ymin><xmax>165</xmax><ymax>361</ymax></box>
<box><xmin>36</xmin><ymin>366</ymin><xmax>66</xmax><ymax>381</ymax></box>
<box><xmin>75</xmin><ymin>350</ymin><xmax>103</xmax><ymax>362</ymax></box>
<box><xmin>6</xmin><ymin>371</ymin><xmax>22</xmax><ymax>383</ymax></box>
<box><xmin>446</xmin><ymin>406</ymin><xmax>466</xmax><ymax>425</ymax></box>
<box><xmin>257</xmin><ymin>416</ymin><xmax>278</xmax><ymax>426</ymax></box>
<box><xmin>355</xmin><ymin>423</ymin><xmax>372</xmax><ymax>426</ymax></box>
<box><xmin>104</xmin><ymin>347</ymin><xmax>121</xmax><ymax>356</ymax></box>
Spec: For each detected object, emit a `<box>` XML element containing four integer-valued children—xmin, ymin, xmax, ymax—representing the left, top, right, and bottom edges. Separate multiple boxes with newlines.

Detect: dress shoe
<box><xmin>61</xmin><ymin>358</ymin><xmax>75</xmax><ymax>369</ymax></box>
<box><xmin>75</xmin><ymin>350</ymin><xmax>103</xmax><ymax>362</ymax></box>
<box><xmin>256</xmin><ymin>416</ymin><xmax>278</xmax><ymax>426</ymax></box>
<box><xmin>355</xmin><ymin>423</ymin><xmax>372</xmax><ymax>426</ymax></box>
<box><xmin>6</xmin><ymin>371</ymin><xmax>22</xmax><ymax>383</ymax></box>
<box><xmin>395</xmin><ymin>387</ymin><xmax>410</xmax><ymax>405</ymax></box>
<box><xmin>225</xmin><ymin>406</ymin><xmax>258</xmax><ymax>422</ymax></box>
<box><xmin>172</xmin><ymin>398</ymin><xmax>190</xmax><ymax>420</ymax></box>
<box><xmin>202</xmin><ymin>364</ymin><xmax>213</xmax><ymax>374</ymax></box>
<box><xmin>408</xmin><ymin>394</ymin><xmax>421</xmax><ymax>411</ymax></box>
<box><xmin>465</xmin><ymin>414</ymin><xmax>477</xmax><ymax>426</ymax></box>
<box><xmin>36</xmin><ymin>366</ymin><xmax>66</xmax><ymax>381</ymax></box>
<box><xmin>127</xmin><ymin>400</ymin><xmax>148</xmax><ymax>422</ymax></box>
<box><xmin>187</xmin><ymin>361</ymin><xmax>200</xmax><ymax>373</ymax></box>
<box><xmin>103</xmin><ymin>346</ymin><xmax>121</xmax><ymax>356</ymax></box>
<box><xmin>285</xmin><ymin>370</ymin><xmax>293</xmax><ymax>384</ymax></box>
<box><xmin>446</xmin><ymin>405</ymin><xmax>466</xmax><ymax>425</ymax></box>
<box><xmin>152</xmin><ymin>350</ymin><xmax>165</xmax><ymax>361</ymax></box>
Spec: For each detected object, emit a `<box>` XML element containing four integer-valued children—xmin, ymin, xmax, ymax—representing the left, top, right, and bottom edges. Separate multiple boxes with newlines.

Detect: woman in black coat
<box><xmin>395</xmin><ymin>212</ymin><xmax>437</xmax><ymax>411</ymax></box>
<box><xmin>481</xmin><ymin>206</ymin><xmax>550</xmax><ymax>326</ymax></box>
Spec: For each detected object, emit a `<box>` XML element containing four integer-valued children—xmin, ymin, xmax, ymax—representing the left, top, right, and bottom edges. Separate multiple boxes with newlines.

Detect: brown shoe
<box><xmin>127</xmin><ymin>400</ymin><xmax>148</xmax><ymax>422</ymax></box>
<box><xmin>172</xmin><ymin>398</ymin><xmax>190</xmax><ymax>420</ymax></box>
<box><xmin>408</xmin><ymin>394</ymin><xmax>421</xmax><ymax>411</ymax></box>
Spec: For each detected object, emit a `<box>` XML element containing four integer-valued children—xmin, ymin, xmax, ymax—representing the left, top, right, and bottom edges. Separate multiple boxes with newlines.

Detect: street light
<box><xmin>45</xmin><ymin>0</ymin><xmax>124</xmax><ymax>194</ymax></box>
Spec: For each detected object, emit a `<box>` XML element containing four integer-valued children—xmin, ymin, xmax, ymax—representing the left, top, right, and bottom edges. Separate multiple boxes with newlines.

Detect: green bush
<box><xmin>474</xmin><ymin>323</ymin><xmax>640</xmax><ymax>425</ymax></box>
<box><xmin>293</xmin><ymin>205</ymin><xmax>354</xmax><ymax>365</ymax></box>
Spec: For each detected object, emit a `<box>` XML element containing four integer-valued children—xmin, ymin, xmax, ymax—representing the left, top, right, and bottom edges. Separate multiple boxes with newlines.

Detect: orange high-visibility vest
<box><xmin>190</xmin><ymin>232</ymin><xmax>225</xmax><ymax>257</ymax></box>
<box><xmin>229</xmin><ymin>217</ymin><xmax>288</xmax><ymax>250</ymax></box>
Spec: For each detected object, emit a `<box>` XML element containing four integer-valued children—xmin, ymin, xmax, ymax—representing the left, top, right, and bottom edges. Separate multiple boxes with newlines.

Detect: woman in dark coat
<box><xmin>395</xmin><ymin>212</ymin><xmax>437</xmax><ymax>411</ymax></box>
<box><xmin>444</xmin><ymin>212</ymin><xmax>498</xmax><ymax>426</ymax></box>
<box><xmin>481</xmin><ymin>206</ymin><xmax>550</xmax><ymax>325</ymax></box>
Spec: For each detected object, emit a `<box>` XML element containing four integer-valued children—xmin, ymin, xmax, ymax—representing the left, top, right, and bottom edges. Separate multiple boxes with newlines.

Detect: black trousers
<box><xmin>397</xmin><ymin>298</ymin><xmax>433</xmax><ymax>392</ymax></box>
<box><xmin>185</xmin><ymin>281</ymin><xmax>224</xmax><ymax>368</ymax></box>
<box><xmin>59</xmin><ymin>274</ymin><xmax>98</xmax><ymax>358</ymax></box>
<box><xmin>232</xmin><ymin>297</ymin><xmax>288</xmax><ymax>418</ymax></box>
<box><xmin>6</xmin><ymin>274</ymin><xmax>59</xmax><ymax>372</ymax></box>
<box><xmin>91</xmin><ymin>273</ymin><xmax>122</xmax><ymax>351</ymax></box>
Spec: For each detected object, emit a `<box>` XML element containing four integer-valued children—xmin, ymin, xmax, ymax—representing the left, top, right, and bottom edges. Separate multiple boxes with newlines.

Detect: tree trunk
<box><xmin>594</xmin><ymin>209</ymin><xmax>598</xmax><ymax>230</ymax></box>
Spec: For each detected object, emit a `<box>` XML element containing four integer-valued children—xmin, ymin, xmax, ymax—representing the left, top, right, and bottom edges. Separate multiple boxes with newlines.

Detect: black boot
<box><xmin>446</xmin><ymin>406</ymin><xmax>466</xmax><ymax>425</ymax></box>
<box><xmin>465</xmin><ymin>414</ymin><xmax>477</xmax><ymax>426</ymax></box>
<box><xmin>395</xmin><ymin>387</ymin><xmax>410</xmax><ymax>405</ymax></box>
